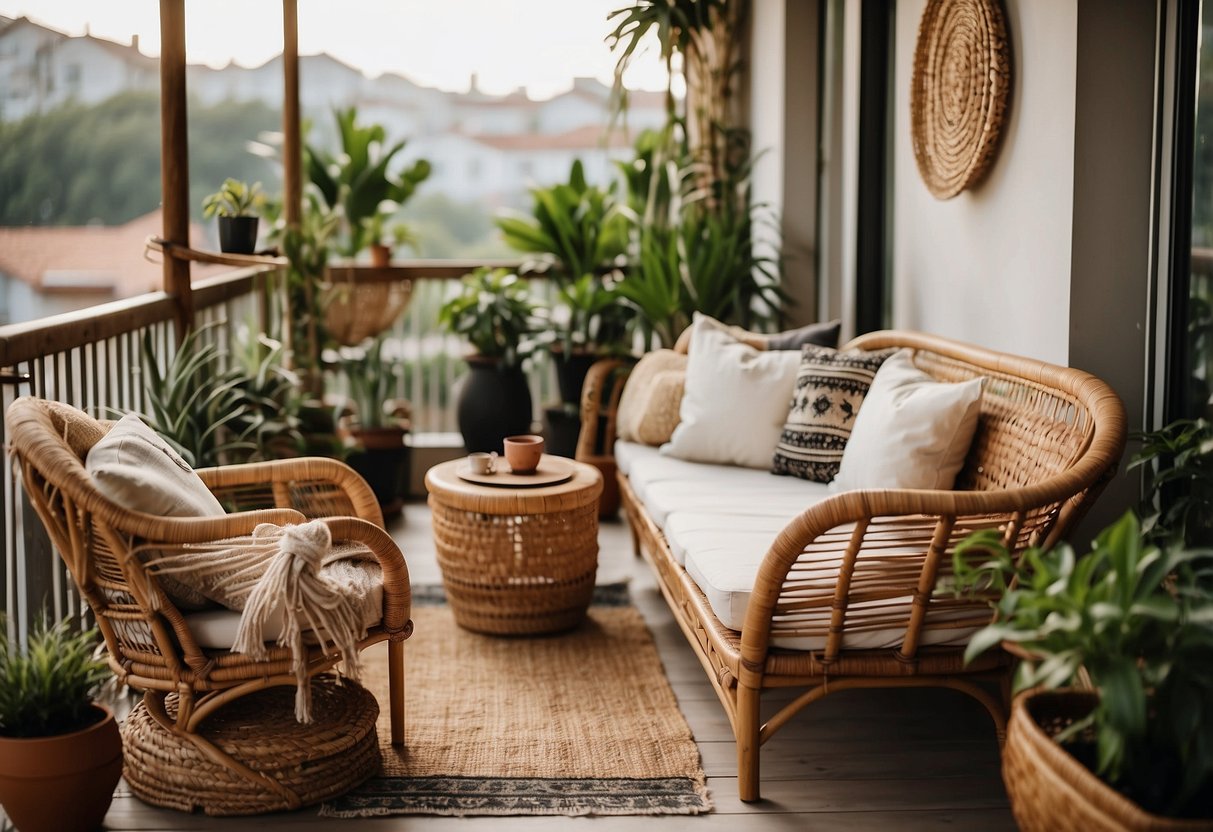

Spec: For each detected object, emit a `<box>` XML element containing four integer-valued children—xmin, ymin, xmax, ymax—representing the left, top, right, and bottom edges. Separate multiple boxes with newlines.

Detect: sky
<box><xmin>0</xmin><ymin>0</ymin><xmax>666</xmax><ymax>100</ymax></box>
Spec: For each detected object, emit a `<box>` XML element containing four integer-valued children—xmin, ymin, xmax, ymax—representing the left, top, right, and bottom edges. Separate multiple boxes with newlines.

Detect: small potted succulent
<box><xmin>951</xmin><ymin>513</ymin><xmax>1213</xmax><ymax>829</ymax></box>
<box><xmin>202</xmin><ymin>178</ymin><xmax>265</xmax><ymax>254</ymax></box>
<box><xmin>0</xmin><ymin>617</ymin><xmax>123</xmax><ymax>832</ymax></box>
<box><xmin>438</xmin><ymin>267</ymin><xmax>543</xmax><ymax>453</ymax></box>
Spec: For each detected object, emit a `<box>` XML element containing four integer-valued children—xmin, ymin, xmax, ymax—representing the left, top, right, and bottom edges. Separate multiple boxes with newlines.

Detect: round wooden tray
<box><xmin>456</xmin><ymin>455</ymin><xmax>575</xmax><ymax>488</ymax></box>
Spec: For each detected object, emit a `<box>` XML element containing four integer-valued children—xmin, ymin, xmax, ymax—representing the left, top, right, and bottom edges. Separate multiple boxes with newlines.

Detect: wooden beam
<box><xmin>158</xmin><ymin>0</ymin><xmax>192</xmax><ymax>341</ymax></box>
<box><xmin>283</xmin><ymin>0</ymin><xmax>302</xmax><ymax>227</ymax></box>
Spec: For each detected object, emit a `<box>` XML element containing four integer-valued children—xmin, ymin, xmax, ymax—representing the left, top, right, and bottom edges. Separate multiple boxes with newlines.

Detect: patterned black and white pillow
<box><xmin>771</xmin><ymin>346</ymin><xmax>898</xmax><ymax>482</ymax></box>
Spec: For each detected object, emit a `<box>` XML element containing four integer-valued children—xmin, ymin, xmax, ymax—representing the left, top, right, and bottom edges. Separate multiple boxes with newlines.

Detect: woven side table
<box><xmin>425</xmin><ymin>456</ymin><xmax>603</xmax><ymax>635</ymax></box>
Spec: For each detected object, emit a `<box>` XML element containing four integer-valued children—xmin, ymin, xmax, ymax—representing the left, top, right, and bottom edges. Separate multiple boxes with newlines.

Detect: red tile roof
<box><xmin>0</xmin><ymin>209</ymin><xmax>225</xmax><ymax>298</ymax></box>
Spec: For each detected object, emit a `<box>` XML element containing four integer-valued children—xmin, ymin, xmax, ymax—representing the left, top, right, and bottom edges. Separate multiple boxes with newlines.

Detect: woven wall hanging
<box><xmin>910</xmin><ymin>0</ymin><xmax>1011</xmax><ymax>199</ymax></box>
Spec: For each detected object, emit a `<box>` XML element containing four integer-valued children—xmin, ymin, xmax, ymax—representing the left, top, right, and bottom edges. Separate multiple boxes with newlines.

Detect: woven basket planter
<box><xmin>1004</xmin><ymin>689</ymin><xmax>1213</xmax><ymax>831</ymax></box>
<box><xmin>122</xmin><ymin>676</ymin><xmax>380</xmax><ymax>817</ymax></box>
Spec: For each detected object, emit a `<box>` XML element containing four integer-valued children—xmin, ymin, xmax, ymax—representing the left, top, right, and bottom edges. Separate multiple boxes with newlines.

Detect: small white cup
<box><xmin>467</xmin><ymin>451</ymin><xmax>497</xmax><ymax>475</ymax></box>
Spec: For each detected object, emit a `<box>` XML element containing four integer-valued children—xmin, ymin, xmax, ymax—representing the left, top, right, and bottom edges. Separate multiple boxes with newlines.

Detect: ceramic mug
<box><xmin>503</xmin><ymin>434</ymin><xmax>544</xmax><ymax>474</ymax></box>
<box><xmin>467</xmin><ymin>451</ymin><xmax>497</xmax><ymax>475</ymax></box>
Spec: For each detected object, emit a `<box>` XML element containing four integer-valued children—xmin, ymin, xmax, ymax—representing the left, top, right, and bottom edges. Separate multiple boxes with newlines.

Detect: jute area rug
<box><xmin>321</xmin><ymin>596</ymin><xmax>711</xmax><ymax>817</ymax></box>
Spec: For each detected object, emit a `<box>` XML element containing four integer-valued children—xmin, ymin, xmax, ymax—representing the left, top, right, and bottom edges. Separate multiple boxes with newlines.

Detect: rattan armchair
<box><xmin>5</xmin><ymin>397</ymin><xmax>412</xmax><ymax>789</ymax></box>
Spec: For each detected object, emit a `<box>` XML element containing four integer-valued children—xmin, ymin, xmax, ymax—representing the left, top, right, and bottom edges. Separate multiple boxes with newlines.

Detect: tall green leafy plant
<box><xmin>306</xmin><ymin>107</ymin><xmax>431</xmax><ymax>258</ymax></box>
<box><xmin>0</xmin><ymin>617</ymin><xmax>110</xmax><ymax>738</ymax></box>
<box><xmin>139</xmin><ymin>324</ymin><xmax>258</xmax><ymax>468</ymax></box>
<box><xmin>335</xmin><ymin>334</ymin><xmax>407</xmax><ymax>431</ymax></box>
<box><xmin>951</xmin><ymin>513</ymin><xmax>1213</xmax><ymax>818</ymax></box>
<box><xmin>496</xmin><ymin>159</ymin><xmax>631</xmax><ymax>352</ymax></box>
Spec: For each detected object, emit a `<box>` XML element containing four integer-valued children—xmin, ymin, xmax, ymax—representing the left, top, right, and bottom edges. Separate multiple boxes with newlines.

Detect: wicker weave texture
<box><xmin>1003</xmin><ymin>690</ymin><xmax>1211</xmax><ymax>831</ymax></box>
<box><xmin>322</xmin><ymin>278</ymin><xmax>412</xmax><ymax>346</ymax></box>
<box><xmin>122</xmin><ymin>677</ymin><xmax>380</xmax><ymax>816</ymax></box>
<box><xmin>910</xmin><ymin>0</ymin><xmax>1011</xmax><ymax>199</ymax></box>
<box><xmin>431</xmin><ymin>498</ymin><xmax>600</xmax><ymax>635</ymax></box>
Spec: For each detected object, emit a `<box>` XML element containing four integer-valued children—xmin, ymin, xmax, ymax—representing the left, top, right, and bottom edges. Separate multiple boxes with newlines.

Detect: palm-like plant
<box><xmin>306</xmin><ymin>107</ymin><xmax>431</xmax><ymax>258</ymax></box>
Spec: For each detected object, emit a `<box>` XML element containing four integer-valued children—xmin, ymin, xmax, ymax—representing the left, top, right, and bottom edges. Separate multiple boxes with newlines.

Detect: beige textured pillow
<box><xmin>86</xmin><ymin>414</ymin><xmax>226</xmax><ymax>609</ymax></box>
<box><xmin>634</xmin><ymin>369</ymin><xmax>686</xmax><ymax>446</ymax></box>
<box><xmin>616</xmin><ymin>350</ymin><xmax>688</xmax><ymax>443</ymax></box>
<box><xmin>86</xmin><ymin>414</ymin><xmax>225</xmax><ymax>517</ymax></box>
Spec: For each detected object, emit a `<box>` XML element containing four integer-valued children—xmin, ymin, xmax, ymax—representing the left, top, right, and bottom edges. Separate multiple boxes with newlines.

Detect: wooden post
<box><xmin>282</xmin><ymin>0</ymin><xmax>302</xmax><ymax>228</ymax></box>
<box><xmin>159</xmin><ymin>0</ymin><xmax>192</xmax><ymax>341</ymax></box>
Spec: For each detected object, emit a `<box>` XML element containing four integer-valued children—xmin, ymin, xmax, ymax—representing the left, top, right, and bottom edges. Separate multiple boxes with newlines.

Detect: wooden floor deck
<box><xmin>97</xmin><ymin>503</ymin><xmax>1015</xmax><ymax>831</ymax></box>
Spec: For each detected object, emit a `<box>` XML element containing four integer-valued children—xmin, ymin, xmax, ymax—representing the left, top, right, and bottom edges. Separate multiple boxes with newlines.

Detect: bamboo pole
<box><xmin>282</xmin><ymin>0</ymin><xmax>302</xmax><ymax>228</ymax></box>
<box><xmin>158</xmin><ymin>0</ymin><xmax>192</xmax><ymax>341</ymax></box>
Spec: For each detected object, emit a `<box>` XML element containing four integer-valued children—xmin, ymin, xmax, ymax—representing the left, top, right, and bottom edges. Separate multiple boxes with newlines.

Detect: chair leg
<box><xmin>737</xmin><ymin>683</ymin><xmax>761</xmax><ymax>802</ymax></box>
<box><xmin>388</xmin><ymin>638</ymin><xmax>405</xmax><ymax>745</ymax></box>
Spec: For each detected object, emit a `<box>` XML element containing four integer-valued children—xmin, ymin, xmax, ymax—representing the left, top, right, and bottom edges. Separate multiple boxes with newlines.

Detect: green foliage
<box><xmin>0</xmin><ymin>92</ymin><xmax>279</xmax><ymax>226</ymax></box>
<box><xmin>0</xmin><ymin>617</ymin><xmax>110</xmax><ymax>738</ymax></box>
<box><xmin>615</xmin><ymin>152</ymin><xmax>785</xmax><ymax>346</ymax></box>
<box><xmin>226</xmin><ymin>330</ymin><xmax>305</xmax><ymax>458</ymax></box>
<box><xmin>139</xmin><ymin>324</ymin><xmax>258</xmax><ymax>468</ymax></box>
<box><xmin>1130</xmin><ymin>418</ymin><xmax>1213</xmax><ymax>546</ymax></box>
<box><xmin>496</xmin><ymin>159</ymin><xmax>631</xmax><ymax>350</ymax></box>
<box><xmin>305</xmin><ymin>107</ymin><xmax>431</xmax><ymax>257</ymax></box>
<box><xmin>951</xmin><ymin>513</ymin><xmax>1213</xmax><ymax>818</ymax></box>
<box><xmin>335</xmin><ymin>335</ymin><xmax>406</xmax><ymax>431</ymax></box>
<box><xmin>437</xmin><ymin>268</ymin><xmax>543</xmax><ymax>367</ymax></box>
<box><xmin>201</xmin><ymin>178</ymin><xmax>265</xmax><ymax>218</ymax></box>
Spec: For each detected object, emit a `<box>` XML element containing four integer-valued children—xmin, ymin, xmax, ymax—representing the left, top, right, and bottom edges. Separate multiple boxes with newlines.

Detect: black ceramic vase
<box><xmin>456</xmin><ymin>356</ymin><xmax>533</xmax><ymax>454</ymax></box>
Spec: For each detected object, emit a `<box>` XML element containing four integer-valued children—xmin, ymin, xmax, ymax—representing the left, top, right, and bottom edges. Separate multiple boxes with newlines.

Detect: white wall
<box><xmin>891</xmin><ymin>0</ymin><xmax>1078</xmax><ymax>365</ymax></box>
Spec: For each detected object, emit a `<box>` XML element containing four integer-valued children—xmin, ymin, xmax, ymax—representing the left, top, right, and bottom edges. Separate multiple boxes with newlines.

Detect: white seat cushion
<box><xmin>684</xmin><ymin>541</ymin><xmax>982</xmax><ymax>651</ymax></box>
<box><xmin>640</xmin><ymin>476</ymin><xmax>826</xmax><ymax>529</ymax></box>
<box><xmin>664</xmin><ymin>513</ymin><xmax>795</xmax><ymax>566</ymax></box>
<box><xmin>185</xmin><ymin>579</ymin><xmax>384</xmax><ymax>649</ymax></box>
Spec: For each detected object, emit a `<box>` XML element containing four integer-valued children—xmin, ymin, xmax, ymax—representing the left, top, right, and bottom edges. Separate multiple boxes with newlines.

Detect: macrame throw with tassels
<box><xmin>145</xmin><ymin>520</ymin><xmax>382</xmax><ymax>722</ymax></box>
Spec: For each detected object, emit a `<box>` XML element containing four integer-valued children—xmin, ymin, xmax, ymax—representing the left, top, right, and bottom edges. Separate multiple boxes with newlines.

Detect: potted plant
<box><xmin>438</xmin><ymin>267</ymin><xmax>542</xmax><ymax>454</ymax></box>
<box><xmin>496</xmin><ymin>159</ymin><xmax>632</xmax><ymax>454</ymax></box>
<box><xmin>0</xmin><ymin>617</ymin><xmax>122</xmax><ymax>832</ymax></box>
<box><xmin>363</xmin><ymin>215</ymin><xmax>418</xmax><ymax>269</ymax></box>
<box><xmin>336</xmin><ymin>333</ymin><xmax>411</xmax><ymax>516</ymax></box>
<box><xmin>950</xmin><ymin>513</ymin><xmax>1213</xmax><ymax>829</ymax></box>
<box><xmin>202</xmin><ymin>178</ymin><xmax>265</xmax><ymax>254</ymax></box>
<box><xmin>306</xmin><ymin>107</ymin><xmax>431</xmax><ymax>261</ymax></box>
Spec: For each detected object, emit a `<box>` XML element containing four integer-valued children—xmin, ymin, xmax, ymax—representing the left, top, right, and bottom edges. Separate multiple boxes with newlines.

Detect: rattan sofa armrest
<box><xmin>196</xmin><ymin>456</ymin><xmax>384</xmax><ymax>527</ymax></box>
<box><xmin>576</xmin><ymin>358</ymin><xmax>631</xmax><ymax>461</ymax></box>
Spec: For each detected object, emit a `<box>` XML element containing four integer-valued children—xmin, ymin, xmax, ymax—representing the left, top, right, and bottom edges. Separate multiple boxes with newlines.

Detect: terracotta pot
<box><xmin>1004</xmin><ymin>689</ymin><xmax>1213</xmax><ymax>831</ymax></box>
<box><xmin>369</xmin><ymin>243</ymin><xmax>392</xmax><ymax>268</ymax></box>
<box><xmin>0</xmin><ymin>704</ymin><xmax>123</xmax><ymax>832</ymax></box>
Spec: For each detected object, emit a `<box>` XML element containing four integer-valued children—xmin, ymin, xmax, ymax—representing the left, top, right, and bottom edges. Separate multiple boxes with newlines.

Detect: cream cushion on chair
<box><xmin>85</xmin><ymin>413</ymin><xmax>225</xmax><ymax>517</ymax></box>
<box><xmin>662</xmin><ymin>314</ymin><xmax>801</xmax><ymax>469</ymax></box>
<box><xmin>832</xmin><ymin>349</ymin><xmax>984</xmax><ymax>492</ymax></box>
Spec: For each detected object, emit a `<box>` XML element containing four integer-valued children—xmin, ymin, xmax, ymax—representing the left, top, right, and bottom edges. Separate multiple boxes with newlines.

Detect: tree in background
<box><xmin>0</xmin><ymin>92</ymin><xmax>280</xmax><ymax>227</ymax></box>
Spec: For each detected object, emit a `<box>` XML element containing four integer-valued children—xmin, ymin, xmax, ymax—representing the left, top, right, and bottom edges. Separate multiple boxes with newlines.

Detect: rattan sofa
<box><xmin>577</xmin><ymin>330</ymin><xmax>1127</xmax><ymax>802</ymax></box>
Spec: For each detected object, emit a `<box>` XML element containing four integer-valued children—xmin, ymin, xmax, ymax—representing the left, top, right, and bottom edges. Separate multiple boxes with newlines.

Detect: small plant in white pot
<box><xmin>0</xmin><ymin>617</ymin><xmax>122</xmax><ymax>832</ymax></box>
<box><xmin>202</xmin><ymin>178</ymin><xmax>265</xmax><ymax>254</ymax></box>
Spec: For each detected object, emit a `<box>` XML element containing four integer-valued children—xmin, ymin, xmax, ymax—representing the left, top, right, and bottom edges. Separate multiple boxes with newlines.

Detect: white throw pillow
<box><xmin>832</xmin><ymin>349</ymin><xmax>983</xmax><ymax>491</ymax></box>
<box><xmin>661</xmin><ymin>314</ymin><xmax>802</xmax><ymax>469</ymax></box>
<box><xmin>86</xmin><ymin>413</ymin><xmax>225</xmax><ymax>517</ymax></box>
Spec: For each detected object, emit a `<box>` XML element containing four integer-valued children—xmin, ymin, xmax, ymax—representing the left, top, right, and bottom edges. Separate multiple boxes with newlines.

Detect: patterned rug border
<box><xmin>320</xmin><ymin>775</ymin><xmax>711</xmax><ymax>818</ymax></box>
